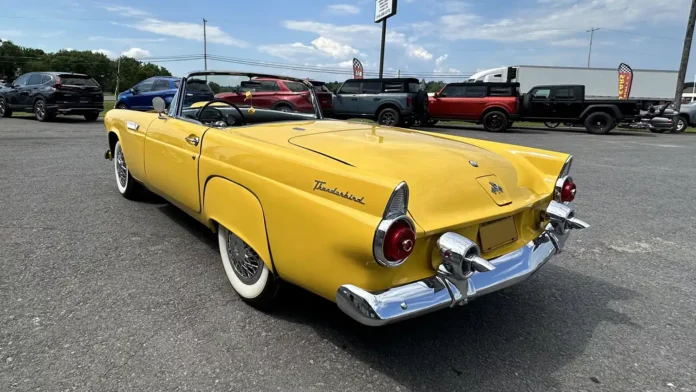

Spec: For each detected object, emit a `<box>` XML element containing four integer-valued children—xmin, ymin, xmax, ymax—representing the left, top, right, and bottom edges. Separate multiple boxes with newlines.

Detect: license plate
<box><xmin>479</xmin><ymin>216</ymin><xmax>518</xmax><ymax>253</ymax></box>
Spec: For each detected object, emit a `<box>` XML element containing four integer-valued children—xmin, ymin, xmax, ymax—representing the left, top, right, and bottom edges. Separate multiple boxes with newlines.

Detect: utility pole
<box><xmin>378</xmin><ymin>18</ymin><xmax>387</xmax><ymax>78</ymax></box>
<box><xmin>203</xmin><ymin>18</ymin><xmax>208</xmax><ymax>70</ymax></box>
<box><xmin>673</xmin><ymin>0</ymin><xmax>696</xmax><ymax>111</ymax></box>
<box><xmin>586</xmin><ymin>27</ymin><xmax>600</xmax><ymax>68</ymax></box>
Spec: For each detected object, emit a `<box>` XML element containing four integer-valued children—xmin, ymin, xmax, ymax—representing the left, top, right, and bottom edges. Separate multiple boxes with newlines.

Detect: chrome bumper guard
<box><xmin>336</xmin><ymin>201</ymin><xmax>589</xmax><ymax>326</ymax></box>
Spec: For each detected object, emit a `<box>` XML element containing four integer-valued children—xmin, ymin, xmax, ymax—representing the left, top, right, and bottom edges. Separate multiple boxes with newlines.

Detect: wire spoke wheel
<box><xmin>0</xmin><ymin>99</ymin><xmax>5</xmax><ymax>116</ymax></box>
<box><xmin>116</xmin><ymin>146</ymin><xmax>128</xmax><ymax>188</ymax></box>
<box><xmin>226</xmin><ymin>231</ymin><xmax>263</xmax><ymax>284</ymax></box>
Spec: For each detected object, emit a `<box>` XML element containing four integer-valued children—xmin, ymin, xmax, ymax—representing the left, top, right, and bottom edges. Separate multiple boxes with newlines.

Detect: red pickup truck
<box><xmin>427</xmin><ymin>82</ymin><xmax>520</xmax><ymax>132</ymax></box>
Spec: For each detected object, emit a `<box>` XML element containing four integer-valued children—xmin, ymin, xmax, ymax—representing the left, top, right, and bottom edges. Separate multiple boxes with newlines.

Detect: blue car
<box><xmin>116</xmin><ymin>76</ymin><xmax>179</xmax><ymax>111</ymax></box>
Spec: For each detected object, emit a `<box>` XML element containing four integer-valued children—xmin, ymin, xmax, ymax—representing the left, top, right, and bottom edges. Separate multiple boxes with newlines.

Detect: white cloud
<box><xmin>316</xmin><ymin>60</ymin><xmax>354</xmax><ymax>69</ymax></box>
<box><xmin>259</xmin><ymin>36</ymin><xmax>361</xmax><ymax>61</ymax></box>
<box><xmin>435</xmin><ymin>54</ymin><xmax>448</xmax><ymax>66</ymax></box>
<box><xmin>282</xmin><ymin>20</ymin><xmax>433</xmax><ymax>60</ymax></box>
<box><xmin>435</xmin><ymin>0</ymin><xmax>688</xmax><ymax>43</ymax></box>
<box><xmin>121</xmin><ymin>47</ymin><xmax>151</xmax><ymax>59</ymax></box>
<box><xmin>63</xmin><ymin>47</ymin><xmax>74</xmax><ymax>51</ymax></box>
<box><xmin>326</xmin><ymin>4</ymin><xmax>360</xmax><ymax>14</ymax></box>
<box><xmin>311</xmin><ymin>36</ymin><xmax>359</xmax><ymax>58</ymax></box>
<box><xmin>105</xmin><ymin>5</ymin><xmax>150</xmax><ymax>17</ymax></box>
<box><xmin>92</xmin><ymin>49</ymin><xmax>115</xmax><ymax>58</ymax></box>
<box><xmin>89</xmin><ymin>36</ymin><xmax>167</xmax><ymax>43</ymax></box>
<box><xmin>117</xmin><ymin>18</ymin><xmax>246</xmax><ymax>47</ymax></box>
<box><xmin>258</xmin><ymin>42</ymin><xmax>319</xmax><ymax>61</ymax></box>
<box><xmin>549</xmin><ymin>38</ymin><xmax>589</xmax><ymax>47</ymax></box>
<box><xmin>407</xmin><ymin>44</ymin><xmax>433</xmax><ymax>60</ymax></box>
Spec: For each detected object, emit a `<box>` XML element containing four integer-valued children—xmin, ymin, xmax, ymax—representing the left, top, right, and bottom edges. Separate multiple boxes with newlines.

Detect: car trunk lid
<box><xmin>286</xmin><ymin>125</ymin><xmax>542</xmax><ymax>233</ymax></box>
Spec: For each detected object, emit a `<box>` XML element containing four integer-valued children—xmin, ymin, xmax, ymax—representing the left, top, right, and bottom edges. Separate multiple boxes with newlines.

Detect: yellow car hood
<box><xmin>283</xmin><ymin>123</ymin><xmax>544</xmax><ymax>233</ymax></box>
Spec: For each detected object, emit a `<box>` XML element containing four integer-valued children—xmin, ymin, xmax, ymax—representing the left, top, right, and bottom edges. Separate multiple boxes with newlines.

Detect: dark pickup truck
<box><xmin>519</xmin><ymin>84</ymin><xmax>661</xmax><ymax>134</ymax></box>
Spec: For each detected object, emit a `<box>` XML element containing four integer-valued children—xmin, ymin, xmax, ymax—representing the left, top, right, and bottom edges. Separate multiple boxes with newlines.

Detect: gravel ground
<box><xmin>1</xmin><ymin>116</ymin><xmax>695</xmax><ymax>392</ymax></box>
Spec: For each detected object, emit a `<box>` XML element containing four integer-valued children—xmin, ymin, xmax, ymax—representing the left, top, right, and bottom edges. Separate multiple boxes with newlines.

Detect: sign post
<box><xmin>375</xmin><ymin>0</ymin><xmax>397</xmax><ymax>79</ymax></box>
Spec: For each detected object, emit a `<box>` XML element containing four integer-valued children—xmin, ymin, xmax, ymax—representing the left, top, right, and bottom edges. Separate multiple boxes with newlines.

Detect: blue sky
<box><xmin>1</xmin><ymin>0</ymin><xmax>694</xmax><ymax>82</ymax></box>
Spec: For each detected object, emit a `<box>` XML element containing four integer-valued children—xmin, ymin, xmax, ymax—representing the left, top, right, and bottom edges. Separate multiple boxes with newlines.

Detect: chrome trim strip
<box><xmin>126</xmin><ymin>121</ymin><xmax>139</xmax><ymax>131</ymax></box>
<box><xmin>337</xmin><ymin>201</ymin><xmax>589</xmax><ymax>326</ymax></box>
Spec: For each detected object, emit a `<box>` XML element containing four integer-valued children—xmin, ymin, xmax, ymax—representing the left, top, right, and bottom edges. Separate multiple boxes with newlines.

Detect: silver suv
<box><xmin>331</xmin><ymin>78</ymin><xmax>426</xmax><ymax>126</ymax></box>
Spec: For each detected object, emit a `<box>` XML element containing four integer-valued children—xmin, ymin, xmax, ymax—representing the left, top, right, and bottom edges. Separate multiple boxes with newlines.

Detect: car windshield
<box><xmin>177</xmin><ymin>72</ymin><xmax>320</xmax><ymax>126</ymax></box>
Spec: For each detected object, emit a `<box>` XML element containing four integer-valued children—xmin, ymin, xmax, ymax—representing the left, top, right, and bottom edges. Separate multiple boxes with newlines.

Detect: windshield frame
<box><xmin>172</xmin><ymin>70</ymin><xmax>324</xmax><ymax>121</ymax></box>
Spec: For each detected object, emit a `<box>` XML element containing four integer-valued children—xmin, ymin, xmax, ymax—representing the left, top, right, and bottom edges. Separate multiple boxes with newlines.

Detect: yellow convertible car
<box><xmin>104</xmin><ymin>71</ymin><xmax>589</xmax><ymax>326</ymax></box>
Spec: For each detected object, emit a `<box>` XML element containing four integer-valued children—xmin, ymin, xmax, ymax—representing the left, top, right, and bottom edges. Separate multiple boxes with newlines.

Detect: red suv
<box><xmin>427</xmin><ymin>82</ymin><xmax>519</xmax><ymax>132</ymax></box>
<box><xmin>216</xmin><ymin>78</ymin><xmax>333</xmax><ymax>115</ymax></box>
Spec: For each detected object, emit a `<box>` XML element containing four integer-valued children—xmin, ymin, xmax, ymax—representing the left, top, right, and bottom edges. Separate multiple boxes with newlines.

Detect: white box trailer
<box><xmin>467</xmin><ymin>65</ymin><xmax>678</xmax><ymax>101</ymax></box>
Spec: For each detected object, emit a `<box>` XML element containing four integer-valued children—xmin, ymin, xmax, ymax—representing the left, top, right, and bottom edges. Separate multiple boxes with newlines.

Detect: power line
<box><xmin>598</xmin><ymin>27</ymin><xmax>681</xmax><ymax>41</ymax></box>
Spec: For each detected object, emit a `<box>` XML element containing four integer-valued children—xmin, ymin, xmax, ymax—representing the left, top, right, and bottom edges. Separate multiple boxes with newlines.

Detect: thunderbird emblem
<box><xmin>489</xmin><ymin>182</ymin><xmax>504</xmax><ymax>195</ymax></box>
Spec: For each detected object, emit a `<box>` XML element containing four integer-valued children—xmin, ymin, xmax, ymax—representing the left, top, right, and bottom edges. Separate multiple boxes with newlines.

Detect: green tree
<box><xmin>0</xmin><ymin>41</ymin><xmax>172</xmax><ymax>92</ymax></box>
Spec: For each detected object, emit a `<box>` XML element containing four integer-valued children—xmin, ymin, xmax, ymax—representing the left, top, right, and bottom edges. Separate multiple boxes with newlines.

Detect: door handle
<box><xmin>350</xmin><ymin>98</ymin><xmax>358</xmax><ymax>101</ymax></box>
<box><xmin>373</xmin><ymin>98</ymin><xmax>381</xmax><ymax>101</ymax></box>
<box><xmin>185</xmin><ymin>136</ymin><xmax>199</xmax><ymax>146</ymax></box>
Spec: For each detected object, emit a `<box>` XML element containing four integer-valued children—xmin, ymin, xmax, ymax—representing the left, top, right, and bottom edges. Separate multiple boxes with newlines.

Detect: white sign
<box><xmin>375</xmin><ymin>0</ymin><xmax>397</xmax><ymax>23</ymax></box>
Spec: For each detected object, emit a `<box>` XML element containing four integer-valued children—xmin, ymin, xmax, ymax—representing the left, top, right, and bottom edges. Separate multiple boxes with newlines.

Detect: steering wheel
<box><xmin>196</xmin><ymin>99</ymin><xmax>246</xmax><ymax>126</ymax></box>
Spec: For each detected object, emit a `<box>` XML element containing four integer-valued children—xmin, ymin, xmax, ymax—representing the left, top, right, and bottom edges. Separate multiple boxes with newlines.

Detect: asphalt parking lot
<box><xmin>1</xmin><ymin>116</ymin><xmax>695</xmax><ymax>392</ymax></box>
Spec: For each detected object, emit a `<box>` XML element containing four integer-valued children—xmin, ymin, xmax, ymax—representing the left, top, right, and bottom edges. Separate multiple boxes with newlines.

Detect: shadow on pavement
<box><xmin>272</xmin><ymin>266</ymin><xmax>638</xmax><ymax>391</ymax></box>
<box><xmin>10</xmin><ymin>115</ymin><xmax>99</xmax><ymax>124</ymax></box>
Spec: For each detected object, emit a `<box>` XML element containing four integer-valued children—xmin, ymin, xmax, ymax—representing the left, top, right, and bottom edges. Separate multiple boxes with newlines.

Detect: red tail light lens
<box><xmin>383</xmin><ymin>220</ymin><xmax>416</xmax><ymax>262</ymax></box>
<box><xmin>561</xmin><ymin>178</ymin><xmax>577</xmax><ymax>203</ymax></box>
<box><xmin>406</xmin><ymin>96</ymin><xmax>412</xmax><ymax>107</ymax></box>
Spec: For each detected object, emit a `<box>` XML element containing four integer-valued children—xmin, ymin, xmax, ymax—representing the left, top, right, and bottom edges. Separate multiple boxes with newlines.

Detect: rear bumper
<box><xmin>48</xmin><ymin>103</ymin><xmax>103</xmax><ymax>113</ymax></box>
<box><xmin>336</xmin><ymin>201</ymin><xmax>589</xmax><ymax>326</ymax></box>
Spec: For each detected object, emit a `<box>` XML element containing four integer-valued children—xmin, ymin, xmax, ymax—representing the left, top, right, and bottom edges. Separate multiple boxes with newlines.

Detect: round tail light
<box><xmin>561</xmin><ymin>178</ymin><xmax>577</xmax><ymax>203</ymax></box>
<box><xmin>383</xmin><ymin>220</ymin><xmax>416</xmax><ymax>262</ymax></box>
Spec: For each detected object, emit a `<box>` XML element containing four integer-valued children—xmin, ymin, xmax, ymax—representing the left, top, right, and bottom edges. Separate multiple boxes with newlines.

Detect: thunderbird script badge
<box><xmin>489</xmin><ymin>182</ymin><xmax>504</xmax><ymax>195</ymax></box>
<box><xmin>313</xmin><ymin>180</ymin><xmax>365</xmax><ymax>205</ymax></box>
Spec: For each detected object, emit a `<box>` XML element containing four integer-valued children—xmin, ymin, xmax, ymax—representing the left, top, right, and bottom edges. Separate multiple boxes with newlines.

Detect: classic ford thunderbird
<box><xmin>104</xmin><ymin>71</ymin><xmax>589</xmax><ymax>326</ymax></box>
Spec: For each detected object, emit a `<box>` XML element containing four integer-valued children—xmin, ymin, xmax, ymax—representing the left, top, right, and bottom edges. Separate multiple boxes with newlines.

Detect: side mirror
<box><xmin>153</xmin><ymin>97</ymin><xmax>167</xmax><ymax>118</ymax></box>
<box><xmin>433</xmin><ymin>92</ymin><xmax>439</xmax><ymax>98</ymax></box>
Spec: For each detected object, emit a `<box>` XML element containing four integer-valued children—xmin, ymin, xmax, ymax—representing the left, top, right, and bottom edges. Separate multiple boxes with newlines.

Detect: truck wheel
<box><xmin>482</xmin><ymin>110</ymin><xmax>508</xmax><ymax>132</ymax></box>
<box><xmin>675</xmin><ymin>115</ymin><xmax>688</xmax><ymax>132</ymax></box>
<box><xmin>377</xmin><ymin>108</ymin><xmax>400</xmax><ymax>126</ymax></box>
<box><xmin>584</xmin><ymin>112</ymin><xmax>614</xmax><ymax>134</ymax></box>
<box><xmin>544</xmin><ymin>121</ymin><xmax>560</xmax><ymax>128</ymax></box>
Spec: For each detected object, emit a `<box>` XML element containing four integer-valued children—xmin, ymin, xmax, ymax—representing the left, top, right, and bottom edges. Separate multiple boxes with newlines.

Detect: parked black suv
<box><xmin>330</xmin><ymin>78</ymin><xmax>427</xmax><ymax>126</ymax></box>
<box><xmin>0</xmin><ymin>72</ymin><xmax>104</xmax><ymax>122</ymax></box>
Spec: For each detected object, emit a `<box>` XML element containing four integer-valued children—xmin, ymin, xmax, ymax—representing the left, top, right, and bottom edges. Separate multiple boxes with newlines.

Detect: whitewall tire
<box><xmin>113</xmin><ymin>141</ymin><xmax>143</xmax><ymax>199</ymax></box>
<box><xmin>218</xmin><ymin>225</ymin><xmax>278</xmax><ymax>307</ymax></box>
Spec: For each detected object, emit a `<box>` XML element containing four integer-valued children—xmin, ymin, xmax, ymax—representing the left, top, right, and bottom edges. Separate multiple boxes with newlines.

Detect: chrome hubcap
<box><xmin>226</xmin><ymin>231</ymin><xmax>262</xmax><ymax>284</ymax></box>
<box><xmin>116</xmin><ymin>147</ymin><xmax>127</xmax><ymax>187</ymax></box>
<box><xmin>0</xmin><ymin>100</ymin><xmax>5</xmax><ymax>116</ymax></box>
<box><xmin>678</xmin><ymin>119</ymin><xmax>685</xmax><ymax>131</ymax></box>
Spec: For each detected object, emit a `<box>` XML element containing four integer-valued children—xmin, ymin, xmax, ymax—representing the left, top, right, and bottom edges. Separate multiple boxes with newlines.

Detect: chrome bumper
<box><xmin>336</xmin><ymin>201</ymin><xmax>589</xmax><ymax>327</ymax></box>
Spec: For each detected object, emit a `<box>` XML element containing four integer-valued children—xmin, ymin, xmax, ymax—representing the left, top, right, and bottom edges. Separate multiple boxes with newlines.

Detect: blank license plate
<box><xmin>479</xmin><ymin>216</ymin><xmax>518</xmax><ymax>253</ymax></box>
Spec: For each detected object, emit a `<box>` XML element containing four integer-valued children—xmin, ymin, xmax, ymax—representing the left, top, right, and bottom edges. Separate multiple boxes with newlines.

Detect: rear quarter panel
<box><xmin>197</xmin><ymin>127</ymin><xmax>438</xmax><ymax>300</ymax></box>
